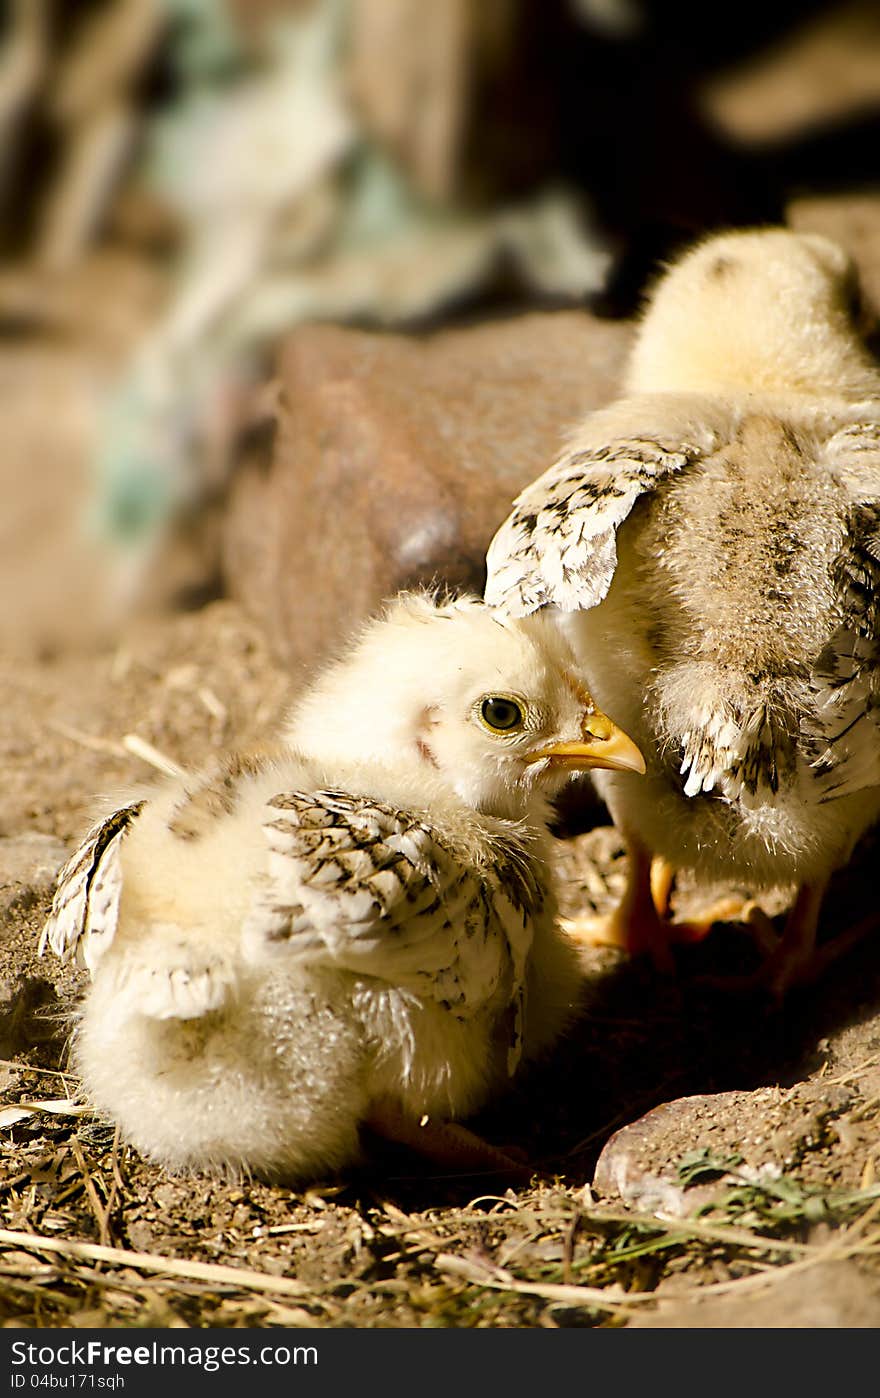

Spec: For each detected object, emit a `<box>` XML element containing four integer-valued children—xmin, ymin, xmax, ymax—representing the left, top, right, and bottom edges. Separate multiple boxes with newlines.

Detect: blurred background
<box><xmin>2</xmin><ymin>0</ymin><xmax>880</xmax><ymax>658</ymax></box>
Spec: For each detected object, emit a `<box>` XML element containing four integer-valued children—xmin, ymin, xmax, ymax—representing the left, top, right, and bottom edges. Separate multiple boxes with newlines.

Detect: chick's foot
<box><xmin>693</xmin><ymin>880</ymin><xmax>878</xmax><ymax>998</ymax></box>
<box><xmin>561</xmin><ymin>846</ymin><xmax>755</xmax><ymax>972</ymax></box>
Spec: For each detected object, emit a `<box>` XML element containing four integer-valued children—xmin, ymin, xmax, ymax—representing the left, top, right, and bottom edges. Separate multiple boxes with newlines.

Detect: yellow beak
<box><xmin>525</xmin><ymin>711</ymin><xmax>646</xmax><ymax>775</ymax></box>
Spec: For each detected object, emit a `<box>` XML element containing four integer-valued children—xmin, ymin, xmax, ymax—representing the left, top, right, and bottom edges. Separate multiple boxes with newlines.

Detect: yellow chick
<box><xmin>41</xmin><ymin>593</ymin><xmax>643</xmax><ymax>1180</ymax></box>
<box><xmin>486</xmin><ymin>228</ymin><xmax>880</xmax><ymax>993</ymax></box>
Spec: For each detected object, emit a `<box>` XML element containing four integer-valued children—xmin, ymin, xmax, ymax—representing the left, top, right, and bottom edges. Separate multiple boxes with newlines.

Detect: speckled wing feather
<box><xmin>244</xmin><ymin>789</ymin><xmax>543</xmax><ymax>1069</ymax></box>
<box><xmin>485</xmin><ymin>435</ymin><xmax>700</xmax><ymax>616</ymax></box>
<box><xmin>804</xmin><ymin>422</ymin><xmax>880</xmax><ymax>800</ymax></box>
<box><xmin>39</xmin><ymin>804</ymin><xmax>144</xmax><ymax>974</ymax></box>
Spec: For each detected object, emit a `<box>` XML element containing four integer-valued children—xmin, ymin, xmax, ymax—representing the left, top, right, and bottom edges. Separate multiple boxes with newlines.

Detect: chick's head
<box><xmin>627</xmin><ymin>227</ymin><xmax>876</xmax><ymax>399</ymax></box>
<box><xmin>286</xmin><ymin>593</ymin><xmax>644</xmax><ymax>822</ymax></box>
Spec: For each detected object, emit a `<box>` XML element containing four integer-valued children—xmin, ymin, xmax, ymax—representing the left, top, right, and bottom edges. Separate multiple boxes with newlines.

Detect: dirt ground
<box><xmin>5</xmin><ymin>284</ymin><xmax>880</xmax><ymax>1331</ymax></box>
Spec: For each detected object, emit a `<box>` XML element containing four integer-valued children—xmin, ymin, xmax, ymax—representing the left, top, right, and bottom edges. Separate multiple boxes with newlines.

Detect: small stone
<box><xmin>593</xmin><ymin>1085</ymin><xmax>854</xmax><ymax>1217</ymax></box>
<box><xmin>0</xmin><ymin>833</ymin><xmax>67</xmax><ymax>921</ymax></box>
<box><xmin>592</xmin><ymin>1097</ymin><xmax>725</xmax><ymax>1218</ymax></box>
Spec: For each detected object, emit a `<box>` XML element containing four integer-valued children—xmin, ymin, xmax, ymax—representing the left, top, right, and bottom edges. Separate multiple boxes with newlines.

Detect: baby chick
<box><xmin>41</xmin><ymin>593</ymin><xmax>643</xmax><ymax>1181</ymax></box>
<box><xmin>485</xmin><ymin>228</ymin><xmax>880</xmax><ymax>993</ymax></box>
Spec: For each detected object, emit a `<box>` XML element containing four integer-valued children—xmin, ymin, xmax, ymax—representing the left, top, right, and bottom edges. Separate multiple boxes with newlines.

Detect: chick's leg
<box><xmin>560</xmin><ymin>837</ymin><xmax>675</xmax><ymax>972</ymax></box>
<box><xmin>561</xmin><ymin>841</ymin><xmax>757</xmax><ymax>971</ymax></box>
<box><xmin>651</xmin><ymin>855</ymin><xmax>775</xmax><ymax>945</ymax></box>
<box><xmin>759</xmin><ymin>881</ymin><xmax>827</xmax><ymax>995</ymax></box>
<box><xmin>364</xmin><ymin>1098</ymin><xmax>530</xmax><ymax>1179</ymax></box>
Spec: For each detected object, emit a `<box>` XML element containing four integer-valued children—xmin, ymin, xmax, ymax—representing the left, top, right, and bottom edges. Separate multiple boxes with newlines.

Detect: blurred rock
<box><xmin>221</xmin><ymin>195</ymin><xmax>880</xmax><ymax>681</ymax></box>
<box><xmin>222</xmin><ymin>310</ymin><xmax>632</xmax><ymax>679</ymax></box>
<box><xmin>788</xmin><ymin>192</ymin><xmax>880</xmax><ymax>318</ymax></box>
<box><xmin>701</xmin><ymin>0</ymin><xmax>880</xmax><ymax>145</ymax></box>
<box><xmin>349</xmin><ymin>0</ymin><xmax>570</xmax><ymax>205</ymax></box>
<box><xmin>629</xmin><ymin>1260</ymin><xmax>880</xmax><ymax>1328</ymax></box>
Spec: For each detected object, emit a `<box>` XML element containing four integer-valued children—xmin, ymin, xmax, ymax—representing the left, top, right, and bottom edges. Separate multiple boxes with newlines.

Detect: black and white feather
<box><xmin>246</xmin><ymin>789</ymin><xmax>540</xmax><ymax>1073</ymax></box>
<box><xmin>44</xmin><ymin>783</ymin><xmax>542</xmax><ymax>1078</ymax></box>
<box><xmin>40</xmin><ymin>804</ymin><xmax>143</xmax><ymax>975</ymax></box>
<box><xmin>485</xmin><ymin>435</ymin><xmax>701</xmax><ymax>617</ymax></box>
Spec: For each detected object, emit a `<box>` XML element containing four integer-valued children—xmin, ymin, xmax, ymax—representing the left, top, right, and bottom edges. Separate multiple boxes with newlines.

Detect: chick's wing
<box><xmin>39</xmin><ymin>804</ymin><xmax>144</xmax><ymax>973</ymax></box>
<box><xmin>485</xmin><ymin>425</ymin><xmax>704</xmax><ymax>617</ymax></box>
<box><xmin>244</xmin><ymin>788</ymin><xmax>542</xmax><ymax>1024</ymax></box>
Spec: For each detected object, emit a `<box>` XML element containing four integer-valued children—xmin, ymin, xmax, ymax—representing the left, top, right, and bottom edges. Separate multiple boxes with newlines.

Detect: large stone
<box><xmin>223</xmin><ymin>311</ymin><xmax>633</xmax><ymax>676</ymax></box>
<box><xmin>223</xmin><ymin>203</ymin><xmax>880</xmax><ymax>680</ymax></box>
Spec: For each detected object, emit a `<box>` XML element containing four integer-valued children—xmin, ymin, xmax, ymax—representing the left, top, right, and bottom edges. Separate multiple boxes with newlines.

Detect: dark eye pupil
<box><xmin>481</xmin><ymin>697</ymin><xmax>522</xmax><ymax>730</ymax></box>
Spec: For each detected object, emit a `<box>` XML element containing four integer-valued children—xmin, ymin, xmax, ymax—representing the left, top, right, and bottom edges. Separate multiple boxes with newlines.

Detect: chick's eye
<box><xmin>480</xmin><ymin>696</ymin><xmax>524</xmax><ymax>732</ymax></box>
